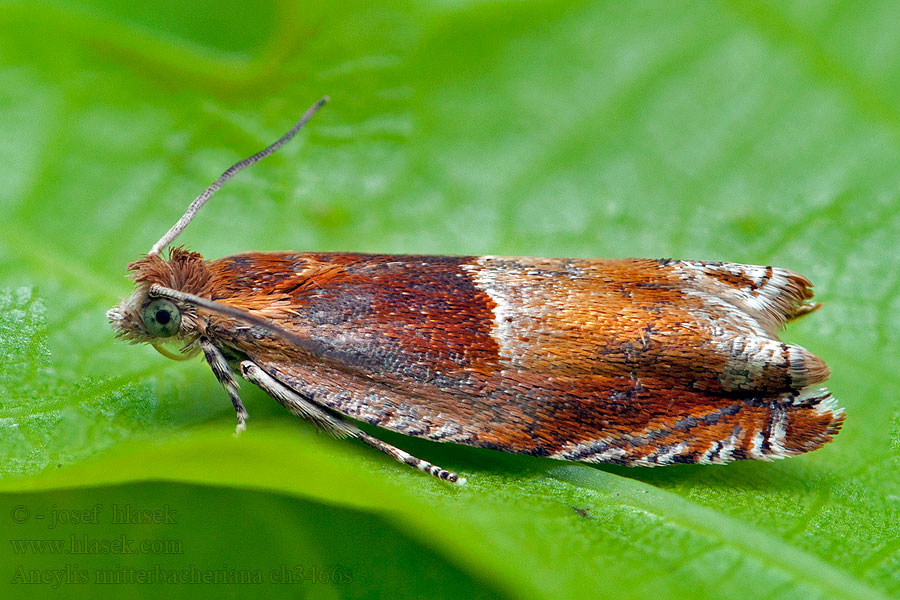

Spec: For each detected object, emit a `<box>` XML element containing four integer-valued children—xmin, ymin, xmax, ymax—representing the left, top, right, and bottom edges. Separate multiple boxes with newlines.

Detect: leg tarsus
<box><xmin>356</xmin><ymin>433</ymin><xmax>465</xmax><ymax>484</ymax></box>
<box><xmin>233</xmin><ymin>408</ymin><xmax>247</xmax><ymax>436</ymax></box>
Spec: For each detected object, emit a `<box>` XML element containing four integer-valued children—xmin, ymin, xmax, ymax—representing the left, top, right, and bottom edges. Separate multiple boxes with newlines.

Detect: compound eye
<box><xmin>142</xmin><ymin>299</ymin><xmax>181</xmax><ymax>338</ymax></box>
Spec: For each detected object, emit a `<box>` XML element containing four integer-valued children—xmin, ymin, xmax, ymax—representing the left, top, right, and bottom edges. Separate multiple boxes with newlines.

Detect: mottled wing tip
<box><xmin>792</xmin><ymin>386</ymin><xmax>843</xmax><ymax>418</ymax></box>
<box><xmin>686</xmin><ymin>263</ymin><xmax>822</xmax><ymax>335</ymax></box>
<box><xmin>551</xmin><ymin>386</ymin><xmax>843</xmax><ymax>466</ymax></box>
<box><xmin>749</xmin><ymin>387</ymin><xmax>842</xmax><ymax>462</ymax></box>
<box><xmin>787</xmin><ymin>346</ymin><xmax>831</xmax><ymax>388</ymax></box>
<box><xmin>738</xmin><ymin>268</ymin><xmax>819</xmax><ymax>335</ymax></box>
<box><xmin>718</xmin><ymin>387</ymin><xmax>845</xmax><ymax>464</ymax></box>
<box><xmin>766</xmin><ymin>269</ymin><xmax>819</xmax><ymax>323</ymax></box>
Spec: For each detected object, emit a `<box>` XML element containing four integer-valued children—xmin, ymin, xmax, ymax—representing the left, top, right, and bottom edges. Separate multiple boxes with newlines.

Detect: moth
<box><xmin>108</xmin><ymin>97</ymin><xmax>843</xmax><ymax>484</ymax></box>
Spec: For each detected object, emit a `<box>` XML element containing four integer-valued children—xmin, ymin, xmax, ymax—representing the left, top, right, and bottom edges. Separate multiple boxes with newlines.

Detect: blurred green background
<box><xmin>1</xmin><ymin>1</ymin><xmax>899</xmax><ymax>598</ymax></box>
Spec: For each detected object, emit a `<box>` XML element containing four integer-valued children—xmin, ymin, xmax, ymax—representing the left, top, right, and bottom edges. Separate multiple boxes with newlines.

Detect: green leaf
<box><xmin>1</xmin><ymin>0</ymin><xmax>899</xmax><ymax>598</ymax></box>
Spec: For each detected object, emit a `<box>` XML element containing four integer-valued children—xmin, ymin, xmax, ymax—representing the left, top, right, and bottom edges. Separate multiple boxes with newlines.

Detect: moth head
<box><xmin>107</xmin><ymin>249</ymin><xmax>211</xmax><ymax>357</ymax></box>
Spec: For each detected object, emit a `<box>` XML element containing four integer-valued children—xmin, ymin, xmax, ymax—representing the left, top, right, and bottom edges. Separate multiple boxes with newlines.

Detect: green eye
<box><xmin>142</xmin><ymin>299</ymin><xmax>181</xmax><ymax>338</ymax></box>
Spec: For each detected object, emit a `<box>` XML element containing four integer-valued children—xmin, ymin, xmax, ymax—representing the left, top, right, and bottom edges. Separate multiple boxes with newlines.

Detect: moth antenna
<box><xmin>149</xmin><ymin>96</ymin><xmax>331</xmax><ymax>256</ymax></box>
<box><xmin>148</xmin><ymin>284</ymin><xmax>329</xmax><ymax>359</ymax></box>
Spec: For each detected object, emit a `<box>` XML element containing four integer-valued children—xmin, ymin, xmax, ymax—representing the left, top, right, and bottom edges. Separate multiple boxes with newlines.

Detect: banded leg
<box><xmin>199</xmin><ymin>338</ymin><xmax>248</xmax><ymax>435</ymax></box>
<box><xmin>240</xmin><ymin>361</ymin><xmax>465</xmax><ymax>484</ymax></box>
<box><xmin>355</xmin><ymin>432</ymin><xmax>466</xmax><ymax>485</ymax></box>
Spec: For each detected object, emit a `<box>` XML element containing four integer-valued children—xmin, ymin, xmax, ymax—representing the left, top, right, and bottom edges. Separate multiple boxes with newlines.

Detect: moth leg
<box><xmin>240</xmin><ymin>361</ymin><xmax>465</xmax><ymax>485</ymax></box>
<box><xmin>199</xmin><ymin>338</ymin><xmax>248</xmax><ymax>435</ymax></box>
<box><xmin>355</xmin><ymin>430</ymin><xmax>467</xmax><ymax>486</ymax></box>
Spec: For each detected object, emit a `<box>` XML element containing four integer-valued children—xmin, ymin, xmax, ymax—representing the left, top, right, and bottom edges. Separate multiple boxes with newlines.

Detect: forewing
<box><xmin>206</xmin><ymin>253</ymin><xmax>842</xmax><ymax>465</ymax></box>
